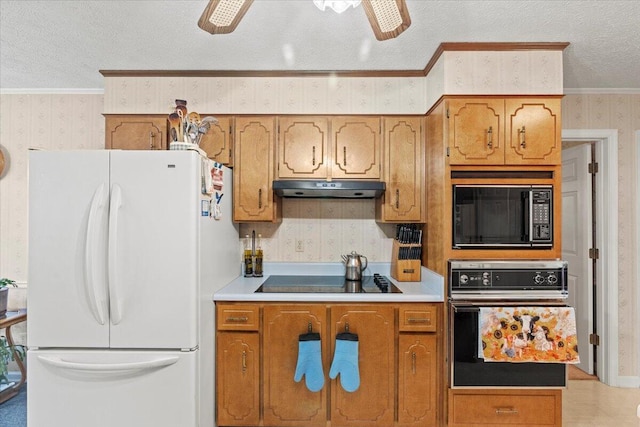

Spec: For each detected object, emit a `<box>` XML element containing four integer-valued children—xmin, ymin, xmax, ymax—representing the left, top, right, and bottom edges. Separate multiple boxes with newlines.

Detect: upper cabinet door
<box><xmin>277</xmin><ymin>117</ymin><xmax>329</xmax><ymax>179</ymax></box>
<box><xmin>379</xmin><ymin>117</ymin><xmax>424</xmax><ymax>222</ymax></box>
<box><xmin>330</xmin><ymin>117</ymin><xmax>381</xmax><ymax>179</ymax></box>
<box><xmin>448</xmin><ymin>99</ymin><xmax>504</xmax><ymax>165</ymax></box>
<box><xmin>505</xmin><ymin>98</ymin><xmax>562</xmax><ymax>165</ymax></box>
<box><xmin>233</xmin><ymin>117</ymin><xmax>279</xmax><ymax>222</ymax></box>
<box><xmin>198</xmin><ymin>115</ymin><xmax>233</xmax><ymax>166</ymax></box>
<box><xmin>105</xmin><ymin>115</ymin><xmax>167</xmax><ymax>150</ymax></box>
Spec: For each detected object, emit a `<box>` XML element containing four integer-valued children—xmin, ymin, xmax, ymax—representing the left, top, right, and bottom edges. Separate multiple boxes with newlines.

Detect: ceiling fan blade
<box><xmin>198</xmin><ymin>0</ymin><xmax>254</xmax><ymax>34</ymax></box>
<box><xmin>361</xmin><ymin>0</ymin><xmax>411</xmax><ymax>41</ymax></box>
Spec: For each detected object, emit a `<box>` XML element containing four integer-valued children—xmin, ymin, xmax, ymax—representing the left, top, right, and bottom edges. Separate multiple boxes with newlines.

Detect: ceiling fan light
<box><xmin>313</xmin><ymin>0</ymin><xmax>362</xmax><ymax>14</ymax></box>
<box><xmin>361</xmin><ymin>0</ymin><xmax>411</xmax><ymax>40</ymax></box>
<box><xmin>198</xmin><ymin>0</ymin><xmax>254</xmax><ymax>34</ymax></box>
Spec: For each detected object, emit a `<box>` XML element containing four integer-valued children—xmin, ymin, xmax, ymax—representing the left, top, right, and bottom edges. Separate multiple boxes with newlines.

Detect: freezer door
<box><xmin>28</xmin><ymin>151</ymin><xmax>110</xmax><ymax>348</ymax></box>
<box><xmin>108</xmin><ymin>151</ymin><xmax>199</xmax><ymax>349</ymax></box>
<box><xmin>28</xmin><ymin>349</ymin><xmax>198</xmax><ymax>427</ymax></box>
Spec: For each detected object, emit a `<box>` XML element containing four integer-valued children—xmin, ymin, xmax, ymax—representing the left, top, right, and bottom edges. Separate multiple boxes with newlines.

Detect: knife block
<box><xmin>390</xmin><ymin>240</ymin><xmax>421</xmax><ymax>282</ymax></box>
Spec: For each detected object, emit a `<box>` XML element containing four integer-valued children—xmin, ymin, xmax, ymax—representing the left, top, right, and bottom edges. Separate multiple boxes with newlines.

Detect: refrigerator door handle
<box><xmin>37</xmin><ymin>355</ymin><xmax>179</xmax><ymax>376</ymax></box>
<box><xmin>85</xmin><ymin>184</ymin><xmax>107</xmax><ymax>325</ymax></box>
<box><xmin>108</xmin><ymin>184</ymin><xmax>124</xmax><ymax>325</ymax></box>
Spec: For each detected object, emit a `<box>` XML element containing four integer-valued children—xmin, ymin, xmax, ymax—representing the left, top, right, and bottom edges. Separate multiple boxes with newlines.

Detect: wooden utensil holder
<box><xmin>390</xmin><ymin>240</ymin><xmax>421</xmax><ymax>282</ymax></box>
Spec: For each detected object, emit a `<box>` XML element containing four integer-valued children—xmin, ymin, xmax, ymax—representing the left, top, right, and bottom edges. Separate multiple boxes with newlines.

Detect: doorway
<box><xmin>561</xmin><ymin>129</ymin><xmax>619</xmax><ymax>387</ymax></box>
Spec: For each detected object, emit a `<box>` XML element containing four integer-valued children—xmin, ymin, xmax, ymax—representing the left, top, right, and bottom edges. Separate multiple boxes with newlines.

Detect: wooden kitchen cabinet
<box><xmin>105</xmin><ymin>115</ymin><xmax>167</xmax><ymax>150</ymax></box>
<box><xmin>447</xmin><ymin>97</ymin><xmax>561</xmax><ymax>166</ymax></box>
<box><xmin>330</xmin><ymin>117</ymin><xmax>381</xmax><ymax>179</ymax></box>
<box><xmin>198</xmin><ymin>115</ymin><xmax>234</xmax><ymax>166</ymax></box>
<box><xmin>277</xmin><ymin>116</ymin><xmax>329</xmax><ymax>179</ymax></box>
<box><xmin>216</xmin><ymin>302</ymin><xmax>442</xmax><ymax>427</ymax></box>
<box><xmin>377</xmin><ymin>117</ymin><xmax>425</xmax><ymax>222</ymax></box>
<box><xmin>330</xmin><ymin>305</ymin><xmax>395</xmax><ymax>427</ymax></box>
<box><xmin>448</xmin><ymin>389</ymin><xmax>562</xmax><ymax>427</ymax></box>
<box><xmin>233</xmin><ymin>116</ymin><xmax>281</xmax><ymax>222</ymax></box>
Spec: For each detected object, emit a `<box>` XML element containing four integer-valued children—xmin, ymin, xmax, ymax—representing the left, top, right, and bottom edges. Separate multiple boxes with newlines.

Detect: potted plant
<box><xmin>0</xmin><ymin>278</ymin><xmax>17</xmax><ymax>317</ymax></box>
<box><xmin>0</xmin><ymin>335</ymin><xmax>25</xmax><ymax>390</ymax></box>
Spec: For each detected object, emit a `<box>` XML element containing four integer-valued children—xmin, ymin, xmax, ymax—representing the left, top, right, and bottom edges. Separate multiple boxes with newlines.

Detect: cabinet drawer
<box><xmin>449</xmin><ymin>389</ymin><xmax>561</xmax><ymax>426</ymax></box>
<box><xmin>399</xmin><ymin>304</ymin><xmax>437</xmax><ymax>332</ymax></box>
<box><xmin>216</xmin><ymin>304</ymin><xmax>259</xmax><ymax>331</ymax></box>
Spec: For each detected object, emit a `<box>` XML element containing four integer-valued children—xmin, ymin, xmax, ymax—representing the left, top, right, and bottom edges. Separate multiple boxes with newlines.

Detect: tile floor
<box><xmin>563</xmin><ymin>380</ymin><xmax>640</xmax><ymax>426</ymax></box>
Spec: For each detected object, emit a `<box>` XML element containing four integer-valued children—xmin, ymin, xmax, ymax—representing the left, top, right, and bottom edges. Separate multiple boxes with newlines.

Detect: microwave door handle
<box><xmin>522</xmin><ymin>191</ymin><xmax>531</xmax><ymax>242</ymax></box>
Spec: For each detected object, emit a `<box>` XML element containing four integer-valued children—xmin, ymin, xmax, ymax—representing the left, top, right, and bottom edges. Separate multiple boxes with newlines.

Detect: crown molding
<box><xmin>564</xmin><ymin>88</ymin><xmax>640</xmax><ymax>95</ymax></box>
<box><xmin>0</xmin><ymin>88</ymin><xmax>104</xmax><ymax>95</ymax></box>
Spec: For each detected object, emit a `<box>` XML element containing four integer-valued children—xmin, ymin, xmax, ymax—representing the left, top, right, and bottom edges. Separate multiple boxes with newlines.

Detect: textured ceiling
<box><xmin>1</xmin><ymin>0</ymin><xmax>639</xmax><ymax>90</ymax></box>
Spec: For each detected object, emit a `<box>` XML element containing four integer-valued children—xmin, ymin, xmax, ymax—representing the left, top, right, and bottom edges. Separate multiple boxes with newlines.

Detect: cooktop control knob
<box><xmin>547</xmin><ymin>274</ymin><xmax>558</xmax><ymax>284</ymax></box>
<box><xmin>459</xmin><ymin>274</ymin><xmax>469</xmax><ymax>285</ymax></box>
<box><xmin>534</xmin><ymin>274</ymin><xmax>545</xmax><ymax>284</ymax></box>
<box><xmin>482</xmin><ymin>278</ymin><xmax>490</xmax><ymax>286</ymax></box>
<box><xmin>373</xmin><ymin>274</ymin><xmax>390</xmax><ymax>292</ymax></box>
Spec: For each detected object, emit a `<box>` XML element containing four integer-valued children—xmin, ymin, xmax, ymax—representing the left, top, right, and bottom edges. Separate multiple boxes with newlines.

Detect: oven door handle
<box><xmin>451</xmin><ymin>305</ymin><xmax>481</xmax><ymax>313</ymax></box>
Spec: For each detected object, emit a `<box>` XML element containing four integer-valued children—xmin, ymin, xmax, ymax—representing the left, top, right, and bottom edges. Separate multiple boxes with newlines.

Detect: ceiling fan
<box><xmin>198</xmin><ymin>0</ymin><xmax>411</xmax><ymax>41</ymax></box>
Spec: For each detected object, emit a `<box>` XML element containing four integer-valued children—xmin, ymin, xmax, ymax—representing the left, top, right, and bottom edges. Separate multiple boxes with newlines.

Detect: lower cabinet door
<box><xmin>398</xmin><ymin>334</ymin><xmax>437</xmax><ymax>426</ymax></box>
<box><xmin>330</xmin><ymin>305</ymin><xmax>395</xmax><ymax>427</ymax></box>
<box><xmin>263</xmin><ymin>305</ymin><xmax>328</xmax><ymax>427</ymax></box>
<box><xmin>216</xmin><ymin>332</ymin><xmax>260</xmax><ymax>426</ymax></box>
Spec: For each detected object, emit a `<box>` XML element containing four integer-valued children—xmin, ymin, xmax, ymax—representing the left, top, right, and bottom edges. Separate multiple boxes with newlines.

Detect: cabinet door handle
<box><xmin>242</xmin><ymin>350</ymin><xmax>247</xmax><ymax>372</ymax></box>
<box><xmin>343</xmin><ymin>146</ymin><xmax>347</xmax><ymax>166</ymax></box>
<box><xmin>149</xmin><ymin>132</ymin><xmax>155</xmax><ymax>149</ymax></box>
<box><xmin>258</xmin><ymin>189</ymin><xmax>262</xmax><ymax>209</ymax></box>
<box><xmin>519</xmin><ymin>126</ymin><xmax>526</xmax><ymax>148</ymax></box>
<box><xmin>407</xmin><ymin>318</ymin><xmax>430</xmax><ymax>323</ymax></box>
<box><xmin>495</xmin><ymin>407</ymin><xmax>518</xmax><ymax>415</ymax></box>
<box><xmin>312</xmin><ymin>146</ymin><xmax>316</xmax><ymax>166</ymax></box>
<box><xmin>226</xmin><ymin>316</ymin><xmax>249</xmax><ymax>323</ymax></box>
<box><xmin>395</xmin><ymin>189</ymin><xmax>400</xmax><ymax>209</ymax></box>
<box><xmin>411</xmin><ymin>351</ymin><xmax>416</xmax><ymax>374</ymax></box>
<box><xmin>487</xmin><ymin>126</ymin><xmax>493</xmax><ymax>148</ymax></box>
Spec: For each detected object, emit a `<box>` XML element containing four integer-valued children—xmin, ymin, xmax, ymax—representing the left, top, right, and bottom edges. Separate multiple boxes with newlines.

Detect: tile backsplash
<box><xmin>239</xmin><ymin>198</ymin><xmax>396</xmax><ymax>263</ymax></box>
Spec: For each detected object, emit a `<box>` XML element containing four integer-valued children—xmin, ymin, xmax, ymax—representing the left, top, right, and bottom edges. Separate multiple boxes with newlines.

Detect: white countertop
<box><xmin>213</xmin><ymin>262</ymin><xmax>445</xmax><ymax>302</ymax></box>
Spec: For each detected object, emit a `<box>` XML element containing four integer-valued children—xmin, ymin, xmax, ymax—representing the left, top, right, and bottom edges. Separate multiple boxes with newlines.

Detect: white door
<box><xmin>562</xmin><ymin>144</ymin><xmax>594</xmax><ymax>374</ymax></box>
<box><xmin>108</xmin><ymin>151</ymin><xmax>200</xmax><ymax>349</ymax></box>
<box><xmin>28</xmin><ymin>151</ymin><xmax>111</xmax><ymax>348</ymax></box>
<box><xmin>27</xmin><ymin>349</ymin><xmax>197</xmax><ymax>427</ymax></box>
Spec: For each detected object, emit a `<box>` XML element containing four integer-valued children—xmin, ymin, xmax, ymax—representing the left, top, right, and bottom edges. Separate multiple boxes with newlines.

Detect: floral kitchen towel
<box><xmin>478</xmin><ymin>306</ymin><xmax>580</xmax><ymax>364</ymax></box>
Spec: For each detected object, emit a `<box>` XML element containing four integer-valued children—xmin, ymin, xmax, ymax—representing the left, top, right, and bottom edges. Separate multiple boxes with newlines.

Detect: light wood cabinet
<box><xmin>105</xmin><ymin>115</ymin><xmax>167</xmax><ymax>150</ymax></box>
<box><xmin>330</xmin><ymin>116</ymin><xmax>381</xmax><ymax>179</ymax></box>
<box><xmin>448</xmin><ymin>97</ymin><xmax>561</xmax><ymax>166</ymax></box>
<box><xmin>277</xmin><ymin>116</ymin><xmax>329</xmax><ymax>179</ymax></box>
<box><xmin>198</xmin><ymin>115</ymin><xmax>233</xmax><ymax>165</ymax></box>
<box><xmin>216</xmin><ymin>302</ymin><xmax>442</xmax><ymax>427</ymax></box>
<box><xmin>216</xmin><ymin>332</ymin><xmax>260</xmax><ymax>426</ymax></box>
<box><xmin>448</xmin><ymin>389</ymin><xmax>562</xmax><ymax>426</ymax></box>
<box><xmin>377</xmin><ymin>117</ymin><xmax>425</xmax><ymax>222</ymax></box>
<box><xmin>233</xmin><ymin>116</ymin><xmax>281</xmax><ymax>222</ymax></box>
<box><xmin>277</xmin><ymin>116</ymin><xmax>381</xmax><ymax>180</ymax></box>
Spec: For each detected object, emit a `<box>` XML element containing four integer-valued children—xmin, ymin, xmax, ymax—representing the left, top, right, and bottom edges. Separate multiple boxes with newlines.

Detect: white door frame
<box><xmin>562</xmin><ymin>129</ymin><xmax>618</xmax><ymax>386</ymax></box>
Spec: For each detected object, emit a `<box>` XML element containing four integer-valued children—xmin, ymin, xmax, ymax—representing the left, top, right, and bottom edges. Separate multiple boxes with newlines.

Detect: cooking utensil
<box><xmin>342</xmin><ymin>251</ymin><xmax>368</xmax><ymax>281</ymax></box>
<box><xmin>187</xmin><ymin>112</ymin><xmax>201</xmax><ymax>124</ymax></box>
<box><xmin>168</xmin><ymin>113</ymin><xmax>182</xmax><ymax>142</ymax></box>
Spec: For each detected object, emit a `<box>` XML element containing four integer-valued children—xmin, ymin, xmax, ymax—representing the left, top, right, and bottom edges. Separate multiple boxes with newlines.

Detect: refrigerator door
<box><xmin>28</xmin><ymin>151</ymin><xmax>111</xmax><ymax>348</ymax></box>
<box><xmin>108</xmin><ymin>151</ymin><xmax>199</xmax><ymax>349</ymax></box>
<box><xmin>28</xmin><ymin>349</ymin><xmax>198</xmax><ymax>427</ymax></box>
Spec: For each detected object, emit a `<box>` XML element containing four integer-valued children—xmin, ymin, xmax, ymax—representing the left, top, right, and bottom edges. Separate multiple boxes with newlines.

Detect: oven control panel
<box><xmin>448</xmin><ymin>260</ymin><xmax>568</xmax><ymax>296</ymax></box>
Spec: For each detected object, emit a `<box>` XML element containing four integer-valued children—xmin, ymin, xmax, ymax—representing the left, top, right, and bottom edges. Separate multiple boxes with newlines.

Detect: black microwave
<box><xmin>452</xmin><ymin>185</ymin><xmax>553</xmax><ymax>248</ymax></box>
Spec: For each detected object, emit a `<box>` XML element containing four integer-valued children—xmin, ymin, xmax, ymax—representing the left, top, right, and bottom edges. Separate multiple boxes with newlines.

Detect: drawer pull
<box><xmin>226</xmin><ymin>316</ymin><xmax>249</xmax><ymax>323</ymax></box>
<box><xmin>407</xmin><ymin>318</ymin><xmax>430</xmax><ymax>323</ymax></box>
<box><xmin>495</xmin><ymin>407</ymin><xmax>518</xmax><ymax>415</ymax></box>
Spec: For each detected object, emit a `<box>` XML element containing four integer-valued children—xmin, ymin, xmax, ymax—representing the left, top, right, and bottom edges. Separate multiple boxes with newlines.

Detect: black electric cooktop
<box><xmin>255</xmin><ymin>274</ymin><xmax>402</xmax><ymax>294</ymax></box>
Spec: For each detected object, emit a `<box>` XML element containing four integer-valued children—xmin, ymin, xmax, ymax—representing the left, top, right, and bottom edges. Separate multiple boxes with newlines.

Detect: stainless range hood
<box><xmin>272</xmin><ymin>180</ymin><xmax>385</xmax><ymax>199</ymax></box>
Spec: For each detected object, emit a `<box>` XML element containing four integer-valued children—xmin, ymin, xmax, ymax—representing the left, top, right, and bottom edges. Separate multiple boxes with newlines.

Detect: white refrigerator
<box><xmin>27</xmin><ymin>150</ymin><xmax>239</xmax><ymax>427</ymax></box>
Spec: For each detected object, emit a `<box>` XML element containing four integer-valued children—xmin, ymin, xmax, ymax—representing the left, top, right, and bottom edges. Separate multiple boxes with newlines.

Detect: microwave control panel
<box><xmin>531</xmin><ymin>189</ymin><xmax>552</xmax><ymax>242</ymax></box>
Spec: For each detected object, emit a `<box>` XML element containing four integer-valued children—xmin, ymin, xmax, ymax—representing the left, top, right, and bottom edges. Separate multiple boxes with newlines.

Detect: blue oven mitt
<box><xmin>329</xmin><ymin>332</ymin><xmax>360</xmax><ymax>392</ymax></box>
<box><xmin>294</xmin><ymin>332</ymin><xmax>324</xmax><ymax>392</ymax></box>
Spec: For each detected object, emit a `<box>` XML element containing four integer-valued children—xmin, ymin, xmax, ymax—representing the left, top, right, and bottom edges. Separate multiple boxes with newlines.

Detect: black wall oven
<box><xmin>453</xmin><ymin>185</ymin><xmax>553</xmax><ymax>248</ymax></box>
<box><xmin>449</xmin><ymin>260</ymin><xmax>569</xmax><ymax>388</ymax></box>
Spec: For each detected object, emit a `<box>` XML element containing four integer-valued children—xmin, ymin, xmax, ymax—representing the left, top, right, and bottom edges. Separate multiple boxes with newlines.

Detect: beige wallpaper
<box><xmin>562</xmin><ymin>93</ymin><xmax>640</xmax><ymax>378</ymax></box>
